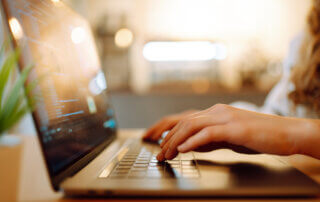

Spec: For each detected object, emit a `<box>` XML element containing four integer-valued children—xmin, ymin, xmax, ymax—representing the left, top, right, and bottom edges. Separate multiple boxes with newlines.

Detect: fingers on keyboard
<box><xmin>106</xmin><ymin>146</ymin><xmax>199</xmax><ymax>179</ymax></box>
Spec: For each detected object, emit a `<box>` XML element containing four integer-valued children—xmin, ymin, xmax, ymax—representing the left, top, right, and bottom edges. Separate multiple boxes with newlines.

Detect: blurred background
<box><xmin>2</xmin><ymin>0</ymin><xmax>313</xmax><ymax>131</ymax></box>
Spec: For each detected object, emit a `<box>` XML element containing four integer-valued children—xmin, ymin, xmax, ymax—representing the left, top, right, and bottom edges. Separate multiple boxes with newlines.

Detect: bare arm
<box><xmin>143</xmin><ymin>104</ymin><xmax>320</xmax><ymax>161</ymax></box>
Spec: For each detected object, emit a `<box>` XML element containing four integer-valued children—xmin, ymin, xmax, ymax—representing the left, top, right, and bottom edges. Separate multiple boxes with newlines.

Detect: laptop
<box><xmin>1</xmin><ymin>0</ymin><xmax>320</xmax><ymax>197</ymax></box>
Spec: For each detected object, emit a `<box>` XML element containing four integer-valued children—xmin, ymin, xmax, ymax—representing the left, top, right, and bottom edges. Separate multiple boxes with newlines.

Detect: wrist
<box><xmin>294</xmin><ymin>119</ymin><xmax>320</xmax><ymax>159</ymax></box>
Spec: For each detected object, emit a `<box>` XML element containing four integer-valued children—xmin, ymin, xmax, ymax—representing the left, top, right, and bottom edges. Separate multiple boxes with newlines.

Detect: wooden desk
<box><xmin>12</xmin><ymin>129</ymin><xmax>320</xmax><ymax>201</ymax></box>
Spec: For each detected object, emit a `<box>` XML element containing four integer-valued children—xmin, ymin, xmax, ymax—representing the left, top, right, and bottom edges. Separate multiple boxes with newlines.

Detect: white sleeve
<box><xmin>260</xmin><ymin>32</ymin><xmax>304</xmax><ymax>116</ymax></box>
<box><xmin>231</xmin><ymin>32</ymin><xmax>304</xmax><ymax>115</ymax></box>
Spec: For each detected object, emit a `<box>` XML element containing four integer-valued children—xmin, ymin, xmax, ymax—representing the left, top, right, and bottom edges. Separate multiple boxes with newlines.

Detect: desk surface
<box><xmin>13</xmin><ymin>129</ymin><xmax>320</xmax><ymax>201</ymax></box>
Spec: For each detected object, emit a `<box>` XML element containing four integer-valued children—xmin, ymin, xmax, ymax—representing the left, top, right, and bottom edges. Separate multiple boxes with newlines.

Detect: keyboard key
<box><xmin>121</xmin><ymin>160</ymin><xmax>135</xmax><ymax>163</ymax></box>
<box><xmin>139</xmin><ymin>152</ymin><xmax>151</xmax><ymax>156</ymax></box>
<box><xmin>121</xmin><ymin>158</ymin><xmax>136</xmax><ymax>161</ymax></box>
<box><xmin>114</xmin><ymin>169</ymin><xmax>129</xmax><ymax>173</ymax></box>
<box><xmin>149</xmin><ymin>162</ymin><xmax>163</xmax><ymax>167</ymax></box>
<box><xmin>116</xmin><ymin>165</ymin><xmax>131</xmax><ymax>169</ymax></box>
<box><xmin>106</xmin><ymin>144</ymin><xmax>200</xmax><ymax>179</ymax></box>
<box><xmin>137</xmin><ymin>157</ymin><xmax>150</xmax><ymax>161</ymax></box>
<box><xmin>150</xmin><ymin>162</ymin><xmax>160</xmax><ymax>166</ymax></box>
<box><xmin>119</xmin><ymin>162</ymin><xmax>134</xmax><ymax>166</ymax></box>
<box><xmin>124</xmin><ymin>154</ymin><xmax>137</xmax><ymax>157</ymax></box>
<box><xmin>167</xmin><ymin>160</ymin><xmax>180</xmax><ymax>165</ymax></box>
<box><xmin>131</xmin><ymin>167</ymin><xmax>147</xmax><ymax>171</ymax></box>
<box><xmin>180</xmin><ymin>153</ymin><xmax>194</xmax><ymax>160</ymax></box>
<box><xmin>117</xmin><ymin>164</ymin><xmax>132</xmax><ymax>167</ymax></box>
<box><xmin>181</xmin><ymin>160</ymin><xmax>194</xmax><ymax>165</ymax></box>
<box><xmin>139</xmin><ymin>153</ymin><xmax>151</xmax><ymax>156</ymax></box>
<box><xmin>124</xmin><ymin>153</ymin><xmax>137</xmax><ymax>156</ymax></box>
<box><xmin>109</xmin><ymin>173</ymin><xmax>128</xmax><ymax>178</ymax></box>
<box><xmin>148</xmin><ymin>166</ymin><xmax>163</xmax><ymax>170</ymax></box>
<box><xmin>133</xmin><ymin>163</ymin><xmax>148</xmax><ymax>168</ymax></box>
<box><xmin>135</xmin><ymin>160</ymin><xmax>149</xmax><ymax>164</ymax></box>
<box><xmin>139</xmin><ymin>152</ymin><xmax>151</xmax><ymax>155</ymax></box>
<box><xmin>125</xmin><ymin>154</ymin><xmax>138</xmax><ymax>157</ymax></box>
<box><xmin>122</xmin><ymin>159</ymin><xmax>136</xmax><ymax>162</ymax></box>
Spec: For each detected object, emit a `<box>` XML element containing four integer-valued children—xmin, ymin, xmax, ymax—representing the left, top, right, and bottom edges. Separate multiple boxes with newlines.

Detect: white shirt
<box><xmin>232</xmin><ymin>33</ymin><xmax>319</xmax><ymax>119</ymax></box>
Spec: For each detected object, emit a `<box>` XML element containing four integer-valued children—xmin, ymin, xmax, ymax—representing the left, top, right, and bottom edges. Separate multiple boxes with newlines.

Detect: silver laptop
<box><xmin>2</xmin><ymin>0</ymin><xmax>320</xmax><ymax>197</ymax></box>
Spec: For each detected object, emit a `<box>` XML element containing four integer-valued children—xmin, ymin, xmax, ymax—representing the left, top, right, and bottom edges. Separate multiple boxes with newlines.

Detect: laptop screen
<box><xmin>2</xmin><ymin>0</ymin><xmax>116</xmax><ymax>176</ymax></box>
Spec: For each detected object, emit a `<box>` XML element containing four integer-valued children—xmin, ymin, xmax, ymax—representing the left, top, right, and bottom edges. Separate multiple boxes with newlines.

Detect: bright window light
<box><xmin>213</xmin><ymin>43</ymin><xmax>228</xmax><ymax>60</ymax></box>
<box><xmin>143</xmin><ymin>41</ymin><xmax>227</xmax><ymax>61</ymax></box>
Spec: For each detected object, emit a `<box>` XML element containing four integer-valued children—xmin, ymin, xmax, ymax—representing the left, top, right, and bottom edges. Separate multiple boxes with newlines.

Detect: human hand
<box><xmin>157</xmin><ymin>104</ymin><xmax>315</xmax><ymax>161</ymax></box>
<box><xmin>143</xmin><ymin>110</ymin><xmax>199</xmax><ymax>142</ymax></box>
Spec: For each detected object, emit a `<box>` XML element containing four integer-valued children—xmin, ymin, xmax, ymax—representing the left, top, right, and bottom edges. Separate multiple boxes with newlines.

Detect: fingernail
<box><xmin>157</xmin><ymin>152</ymin><xmax>164</xmax><ymax>161</ymax></box>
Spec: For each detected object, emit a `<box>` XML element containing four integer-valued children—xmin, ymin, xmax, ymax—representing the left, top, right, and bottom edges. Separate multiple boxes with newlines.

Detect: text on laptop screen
<box><xmin>2</xmin><ymin>0</ymin><xmax>117</xmax><ymax>175</ymax></box>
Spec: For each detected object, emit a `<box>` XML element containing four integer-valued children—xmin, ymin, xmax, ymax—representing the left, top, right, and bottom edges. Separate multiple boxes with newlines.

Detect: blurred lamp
<box><xmin>143</xmin><ymin>41</ymin><xmax>227</xmax><ymax>61</ymax></box>
<box><xmin>9</xmin><ymin>18</ymin><xmax>23</xmax><ymax>40</ymax></box>
<box><xmin>115</xmin><ymin>28</ymin><xmax>133</xmax><ymax>48</ymax></box>
<box><xmin>71</xmin><ymin>27</ymin><xmax>86</xmax><ymax>44</ymax></box>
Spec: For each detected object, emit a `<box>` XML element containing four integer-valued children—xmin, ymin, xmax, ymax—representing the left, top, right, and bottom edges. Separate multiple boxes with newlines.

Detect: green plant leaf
<box><xmin>0</xmin><ymin>41</ymin><xmax>41</xmax><ymax>135</ymax></box>
<box><xmin>0</xmin><ymin>64</ymin><xmax>32</xmax><ymax>127</ymax></box>
<box><xmin>0</xmin><ymin>48</ymin><xmax>20</xmax><ymax>108</ymax></box>
<box><xmin>0</xmin><ymin>104</ymin><xmax>29</xmax><ymax>134</ymax></box>
<box><xmin>0</xmin><ymin>87</ymin><xmax>39</xmax><ymax>133</ymax></box>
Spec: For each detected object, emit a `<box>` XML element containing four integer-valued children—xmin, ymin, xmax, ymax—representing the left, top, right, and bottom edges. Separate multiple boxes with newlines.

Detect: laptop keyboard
<box><xmin>108</xmin><ymin>146</ymin><xmax>200</xmax><ymax>179</ymax></box>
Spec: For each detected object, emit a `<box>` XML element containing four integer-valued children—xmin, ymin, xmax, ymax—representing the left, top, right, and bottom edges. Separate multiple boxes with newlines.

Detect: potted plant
<box><xmin>0</xmin><ymin>43</ymin><xmax>35</xmax><ymax>201</ymax></box>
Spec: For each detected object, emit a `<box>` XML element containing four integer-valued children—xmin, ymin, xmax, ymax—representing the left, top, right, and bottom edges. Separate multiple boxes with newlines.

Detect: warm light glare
<box><xmin>114</xmin><ymin>28</ymin><xmax>133</xmax><ymax>48</ymax></box>
<box><xmin>71</xmin><ymin>27</ymin><xmax>86</xmax><ymax>44</ymax></box>
<box><xmin>9</xmin><ymin>18</ymin><xmax>23</xmax><ymax>40</ymax></box>
<box><xmin>135</xmin><ymin>0</ymin><xmax>311</xmax><ymax>59</ymax></box>
<box><xmin>51</xmin><ymin>0</ymin><xmax>60</xmax><ymax>3</ymax></box>
<box><xmin>143</xmin><ymin>41</ymin><xmax>227</xmax><ymax>61</ymax></box>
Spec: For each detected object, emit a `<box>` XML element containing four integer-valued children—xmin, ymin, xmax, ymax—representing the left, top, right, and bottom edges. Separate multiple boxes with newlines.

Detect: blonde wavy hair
<box><xmin>289</xmin><ymin>0</ymin><xmax>320</xmax><ymax>114</ymax></box>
